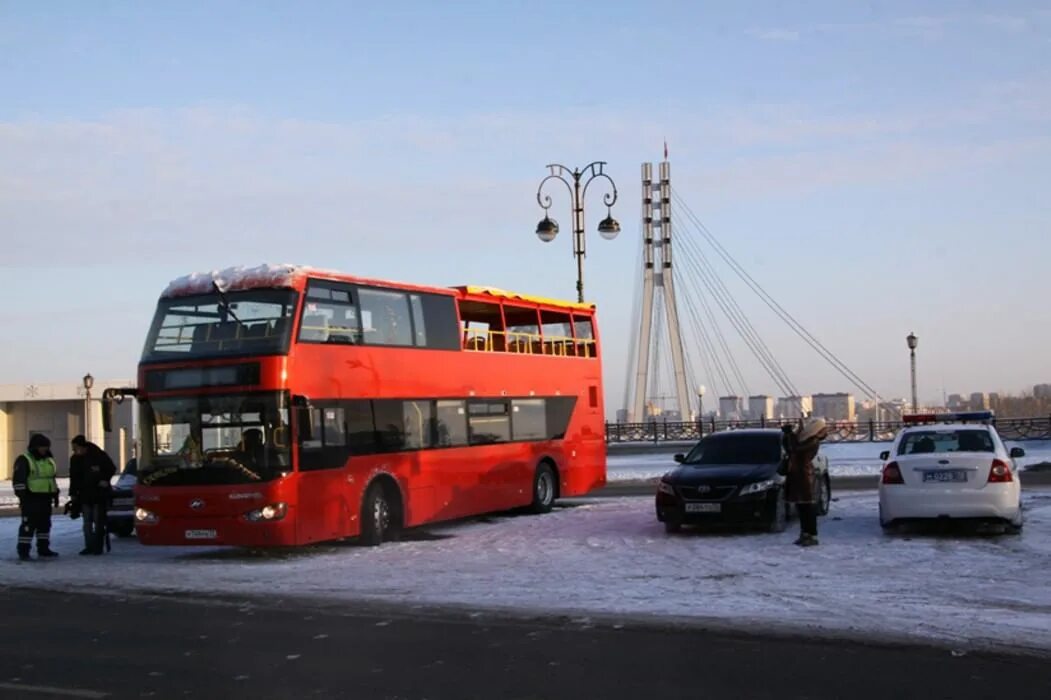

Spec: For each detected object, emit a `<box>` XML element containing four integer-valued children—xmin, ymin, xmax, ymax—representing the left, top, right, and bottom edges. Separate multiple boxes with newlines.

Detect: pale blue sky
<box><xmin>1</xmin><ymin>1</ymin><xmax>1049</xmax><ymax>410</ymax></box>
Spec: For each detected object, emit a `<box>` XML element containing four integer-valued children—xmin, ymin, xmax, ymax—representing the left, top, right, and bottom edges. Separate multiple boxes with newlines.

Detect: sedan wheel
<box><xmin>767</xmin><ymin>492</ymin><xmax>788</xmax><ymax>533</ymax></box>
<box><xmin>817</xmin><ymin>474</ymin><xmax>832</xmax><ymax>516</ymax></box>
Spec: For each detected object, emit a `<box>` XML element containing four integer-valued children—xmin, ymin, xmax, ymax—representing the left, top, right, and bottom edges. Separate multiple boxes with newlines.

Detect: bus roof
<box><xmin>455</xmin><ymin>286</ymin><xmax>594</xmax><ymax>312</ymax></box>
<box><xmin>161</xmin><ymin>264</ymin><xmax>593</xmax><ymax>312</ymax></box>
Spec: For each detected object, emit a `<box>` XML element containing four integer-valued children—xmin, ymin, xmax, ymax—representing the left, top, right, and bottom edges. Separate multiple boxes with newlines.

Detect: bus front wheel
<box><xmin>360</xmin><ymin>481</ymin><xmax>401</xmax><ymax>546</ymax></box>
<box><xmin>529</xmin><ymin>462</ymin><xmax>557</xmax><ymax>514</ymax></box>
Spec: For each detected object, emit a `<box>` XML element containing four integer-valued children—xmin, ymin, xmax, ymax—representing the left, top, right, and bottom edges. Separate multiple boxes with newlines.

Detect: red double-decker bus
<box><xmin>106</xmin><ymin>264</ymin><xmax>606</xmax><ymax>547</ymax></box>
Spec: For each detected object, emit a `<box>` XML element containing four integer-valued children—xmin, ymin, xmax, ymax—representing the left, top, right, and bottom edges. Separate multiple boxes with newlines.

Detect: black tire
<box><xmin>817</xmin><ymin>474</ymin><xmax>832</xmax><ymax>516</ymax></box>
<box><xmin>767</xmin><ymin>491</ymin><xmax>788</xmax><ymax>533</ymax></box>
<box><xmin>529</xmin><ymin>462</ymin><xmax>557</xmax><ymax>514</ymax></box>
<box><xmin>1005</xmin><ymin>509</ymin><xmax>1024</xmax><ymax>535</ymax></box>
<box><xmin>879</xmin><ymin>505</ymin><xmax>895</xmax><ymax>533</ymax></box>
<box><xmin>664</xmin><ymin>521</ymin><xmax>682</xmax><ymax>534</ymax></box>
<box><xmin>359</xmin><ymin>482</ymin><xmax>398</xmax><ymax>547</ymax></box>
<box><xmin>110</xmin><ymin>521</ymin><xmax>135</xmax><ymax>538</ymax></box>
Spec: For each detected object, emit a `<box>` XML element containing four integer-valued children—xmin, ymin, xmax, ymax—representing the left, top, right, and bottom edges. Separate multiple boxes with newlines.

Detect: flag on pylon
<box><xmin>663</xmin><ymin>140</ymin><xmax>668</xmax><ymax>160</ymax></box>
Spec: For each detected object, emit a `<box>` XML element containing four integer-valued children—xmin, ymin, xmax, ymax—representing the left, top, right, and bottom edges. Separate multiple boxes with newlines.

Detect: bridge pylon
<box><xmin>629</xmin><ymin>160</ymin><xmax>692</xmax><ymax>422</ymax></box>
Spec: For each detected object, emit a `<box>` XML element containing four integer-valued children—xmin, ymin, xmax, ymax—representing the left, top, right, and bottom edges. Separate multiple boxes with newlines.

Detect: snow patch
<box><xmin>3</xmin><ymin>491</ymin><xmax>1051</xmax><ymax>653</ymax></box>
<box><xmin>162</xmin><ymin>264</ymin><xmax>306</xmax><ymax>298</ymax></box>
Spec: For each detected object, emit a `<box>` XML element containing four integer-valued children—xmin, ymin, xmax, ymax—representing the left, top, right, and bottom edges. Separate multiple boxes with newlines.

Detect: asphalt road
<box><xmin>0</xmin><ymin>588</ymin><xmax>1048</xmax><ymax>699</ymax></box>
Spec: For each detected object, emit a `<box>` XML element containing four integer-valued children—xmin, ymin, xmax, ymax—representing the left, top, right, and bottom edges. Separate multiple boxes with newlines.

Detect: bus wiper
<box><xmin>212</xmin><ymin>279</ymin><xmax>246</xmax><ymax>328</ymax></box>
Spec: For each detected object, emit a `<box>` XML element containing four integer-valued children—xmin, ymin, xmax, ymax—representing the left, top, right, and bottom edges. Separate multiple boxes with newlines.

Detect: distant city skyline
<box><xmin>2</xmin><ymin>2</ymin><xmax>1049</xmax><ymax>414</ymax></box>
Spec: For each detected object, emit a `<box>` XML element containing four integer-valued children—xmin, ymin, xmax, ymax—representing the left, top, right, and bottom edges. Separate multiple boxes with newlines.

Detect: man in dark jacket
<box><xmin>12</xmin><ymin>433</ymin><xmax>61</xmax><ymax>561</ymax></box>
<box><xmin>69</xmin><ymin>435</ymin><xmax>117</xmax><ymax>555</ymax></box>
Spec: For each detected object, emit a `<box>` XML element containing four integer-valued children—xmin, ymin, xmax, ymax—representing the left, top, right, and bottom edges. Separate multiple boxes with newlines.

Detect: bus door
<box><xmin>295</xmin><ymin>404</ymin><xmax>353</xmax><ymax>543</ymax></box>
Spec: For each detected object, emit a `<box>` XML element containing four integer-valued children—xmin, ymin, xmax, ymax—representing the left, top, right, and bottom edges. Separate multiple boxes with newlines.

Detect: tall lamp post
<box><xmin>82</xmin><ymin>373</ymin><xmax>94</xmax><ymax>441</ymax></box>
<box><xmin>906</xmin><ymin>333</ymin><xmax>918</xmax><ymax>413</ymax></box>
<box><xmin>697</xmin><ymin>385</ymin><xmax>706</xmax><ymax>421</ymax></box>
<box><xmin>534</xmin><ymin>162</ymin><xmax>620</xmax><ymax>303</ymax></box>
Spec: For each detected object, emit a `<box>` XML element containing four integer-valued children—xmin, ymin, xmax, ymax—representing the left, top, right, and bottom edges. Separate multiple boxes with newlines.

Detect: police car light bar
<box><xmin>902</xmin><ymin>411</ymin><xmax>994</xmax><ymax>425</ymax></box>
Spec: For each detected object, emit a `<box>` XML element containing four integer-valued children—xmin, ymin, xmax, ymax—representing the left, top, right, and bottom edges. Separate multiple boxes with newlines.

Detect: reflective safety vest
<box><xmin>24</xmin><ymin>451</ymin><xmax>58</xmax><ymax>494</ymax></box>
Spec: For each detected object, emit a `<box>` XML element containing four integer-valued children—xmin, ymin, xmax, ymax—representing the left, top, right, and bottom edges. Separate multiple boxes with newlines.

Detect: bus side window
<box><xmin>540</xmin><ymin>309</ymin><xmax>574</xmax><ymax>356</ymax></box>
<box><xmin>458</xmin><ymin>300</ymin><xmax>504</xmax><ymax>352</ymax></box>
<box><xmin>300</xmin><ymin>282</ymin><xmax>362</xmax><ymax>345</ymax></box>
<box><xmin>503</xmin><ymin>305</ymin><xmax>540</xmax><ymax>354</ymax></box>
<box><xmin>573</xmin><ymin>316</ymin><xmax>596</xmax><ymax>358</ymax></box>
<box><xmin>435</xmin><ymin>400</ymin><xmax>468</xmax><ymax>447</ymax></box>
<box><xmin>359</xmin><ymin>288</ymin><xmax>413</xmax><ymax>347</ymax></box>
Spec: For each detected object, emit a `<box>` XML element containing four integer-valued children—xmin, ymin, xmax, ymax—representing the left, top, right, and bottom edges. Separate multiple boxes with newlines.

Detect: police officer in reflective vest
<box><xmin>12</xmin><ymin>433</ymin><xmax>61</xmax><ymax>560</ymax></box>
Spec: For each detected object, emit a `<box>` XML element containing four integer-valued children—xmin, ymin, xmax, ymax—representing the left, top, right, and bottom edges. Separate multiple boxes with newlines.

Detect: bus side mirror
<box><xmin>292</xmin><ymin>395</ymin><xmax>315</xmax><ymax>443</ymax></box>
<box><xmin>101</xmin><ymin>387</ymin><xmax>138</xmax><ymax>432</ymax></box>
<box><xmin>879</xmin><ymin>451</ymin><xmax>890</xmax><ymax>461</ymax></box>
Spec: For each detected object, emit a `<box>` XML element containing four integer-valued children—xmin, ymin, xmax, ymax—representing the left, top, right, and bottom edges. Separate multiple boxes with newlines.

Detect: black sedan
<box><xmin>655</xmin><ymin>429</ymin><xmax>831</xmax><ymax>533</ymax></box>
<box><xmin>106</xmin><ymin>458</ymin><xmax>137</xmax><ymax>538</ymax></box>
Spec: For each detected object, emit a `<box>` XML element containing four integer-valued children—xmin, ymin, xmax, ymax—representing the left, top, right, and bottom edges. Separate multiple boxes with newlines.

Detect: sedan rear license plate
<box><xmin>685</xmin><ymin>503</ymin><xmax>721</xmax><ymax>513</ymax></box>
<box><xmin>923</xmin><ymin>470</ymin><xmax>967</xmax><ymax>483</ymax></box>
<box><xmin>112</xmin><ymin>498</ymin><xmax>134</xmax><ymax>506</ymax></box>
<box><xmin>185</xmin><ymin>529</ymin><xmax>217</xmax><ymax>540</ymax></box>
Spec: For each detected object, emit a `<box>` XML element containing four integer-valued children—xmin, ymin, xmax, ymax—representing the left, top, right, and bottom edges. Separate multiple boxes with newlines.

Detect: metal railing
<box><xmin>605</xmin><ymin>416</ymin><xmax>1051</xmax><ymax>444</ymax></box>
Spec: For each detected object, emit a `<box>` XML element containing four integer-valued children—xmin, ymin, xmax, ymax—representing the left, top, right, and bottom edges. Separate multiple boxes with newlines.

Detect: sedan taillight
<box><xmin>988</xmin><ymin>459</ymin><xmax>1013</xmax><ymax>483</ymax></box>
<box><xmin>881</xmin><ymin>461</ymin><xmax>904</xmax><ymax>485</ymax></box>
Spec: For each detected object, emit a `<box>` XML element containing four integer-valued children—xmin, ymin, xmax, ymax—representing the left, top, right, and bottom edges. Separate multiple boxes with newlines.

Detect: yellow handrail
<box><xmin>462</xmin><ymin>328</ymin><xmax>596</xmax><ymax>358</ymax></box>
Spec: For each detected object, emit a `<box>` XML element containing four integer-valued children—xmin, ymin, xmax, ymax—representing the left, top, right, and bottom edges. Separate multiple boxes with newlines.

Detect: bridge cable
<box><xmin>622</xmin><ymin>227</ymin><xmax>646</xmax><ymax>414</ymax></box>
<box><xmin>676</xmin><ymin>262</ymin><xmax>747</xmax><ymax>397</ymax></box>
<box><xmin>677</xmin><ymin>283</ymin><xmax>727</xmax><ymax>401</ymax></box>
<box><xmin>672</xmin><ymin>189</ymin><xmax>898</xmax><ymax>413</ymax></box>
<box><xmin>676</xmin><ymin>233</ymin><xmax>799</xmax><ymax>397</ymax></box>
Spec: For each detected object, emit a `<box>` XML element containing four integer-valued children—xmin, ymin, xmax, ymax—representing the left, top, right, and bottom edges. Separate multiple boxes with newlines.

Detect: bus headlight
<box><xmin>244</xmin><ymin>503</ymin><xmax>288</xmax><ymax>522</ymax></box>
<box><xmin>135</xmin><ymin>507</ymin><xmax>158</xmax><ymax>524</ymax></box>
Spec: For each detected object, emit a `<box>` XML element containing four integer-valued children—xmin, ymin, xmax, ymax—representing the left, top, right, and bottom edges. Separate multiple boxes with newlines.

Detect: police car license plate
<box><xmin>923</xmin><ymin>470</ymin><xmax>967</xmax><ymax>483</ymax></box>
<box><xmin>185</xmin><ymin>529</ymin><xmax>217</xmax><ymax>540</ymax></box>
<box><xmin>685</xmin><ymin>503</ymin><xmax>721</xmax><ymax>513</ymax></box>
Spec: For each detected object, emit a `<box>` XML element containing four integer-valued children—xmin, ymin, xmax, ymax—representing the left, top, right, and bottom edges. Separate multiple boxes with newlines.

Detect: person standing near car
<box><xmin>12</xmin><ymin>433</ymin><xmax>61</xmax><ymax>561</ymax></box>
<box><xmin>784</xmin><ymin>418</ymin><xmax>829</xmax><ymax>547</ymax></box>
<box><xmin>69</xmin><ymin>434</ymin><xmax>117</xmax><ymax>555</ymax></box>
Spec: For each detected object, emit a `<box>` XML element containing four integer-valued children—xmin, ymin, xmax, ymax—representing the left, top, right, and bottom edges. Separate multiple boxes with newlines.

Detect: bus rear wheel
<box><xmin>529</xmin><ymin>462</ymin><xmax>557</xmax><ymax>514</ymax></box>
<box><xmin>360</xmin><ymin>481</ymin><xmax>400</xmax><ymax>546</ymax></box>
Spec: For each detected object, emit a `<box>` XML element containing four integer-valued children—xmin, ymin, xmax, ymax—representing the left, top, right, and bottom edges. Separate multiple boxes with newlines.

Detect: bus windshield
<box><xmin>142</xmin><ymin>289</ymin><xmax>298</xmax><ymax>362</ymax></box>
<box><xmin>139</xmin><ymin>392</ymin><xmax>291</xmax><ymax>486</ymax></box>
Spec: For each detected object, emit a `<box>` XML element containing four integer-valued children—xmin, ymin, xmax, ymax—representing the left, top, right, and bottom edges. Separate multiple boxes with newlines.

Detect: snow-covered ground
<box><xmin>2</xmin><ymin>490</ymin><xmax>1051</xmax><ymax>655</ymax></box>
<box><xmin>608</xmin><ymin>439</ymin><xmax>1051</xmax><ymax>482</ymax></box>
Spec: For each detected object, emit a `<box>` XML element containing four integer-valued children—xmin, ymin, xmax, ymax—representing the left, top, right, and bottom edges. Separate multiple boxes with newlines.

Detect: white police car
<box><xmin>878</xmin><ymin>412</ymin><xmax>1024</xmax><ymax>533</ymax></box>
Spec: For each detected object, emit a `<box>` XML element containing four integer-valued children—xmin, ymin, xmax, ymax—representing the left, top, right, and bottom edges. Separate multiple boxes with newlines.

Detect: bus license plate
<box><xmin>923</xmin><ymin>470</ymin><xmax>967</xmax><ymax>483</ymax></box>
<box><xmin>185</xmin><ymin>529</ymin><xmax>217</xmax><ymax>540</ymax></box>
<box><xmin>685</xmin><ymin>503</ymin><xmax>721</xmax><ymax>513</ymax></box>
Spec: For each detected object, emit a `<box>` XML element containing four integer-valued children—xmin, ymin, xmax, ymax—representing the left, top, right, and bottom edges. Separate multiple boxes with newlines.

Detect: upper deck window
<box><xmin>301</xmin><ymin>283</ymin><xmax>363</xmax><ymax>344</ymax></box>
<box><xmin>298</xmin><ymin>280</ymin><xmax>460</xmax><ymax>350</ymax></box>
<box><xmin>142</xmin><ymin>290</ymin><xmax>297</xmax><ymax>362</ymax></box>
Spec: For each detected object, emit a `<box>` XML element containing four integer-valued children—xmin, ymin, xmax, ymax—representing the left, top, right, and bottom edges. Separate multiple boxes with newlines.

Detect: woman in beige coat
<box><xmin>784</xmin><ymin>418</ymin><xmax>830</xmax><ymax>547</ymax></box>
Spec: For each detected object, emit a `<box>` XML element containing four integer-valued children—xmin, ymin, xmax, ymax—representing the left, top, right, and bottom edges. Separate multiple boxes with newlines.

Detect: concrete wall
<box><xmin>0</xmin><ymin>380</ymin><xmax>135</xmax><ymax>479</ymax></box>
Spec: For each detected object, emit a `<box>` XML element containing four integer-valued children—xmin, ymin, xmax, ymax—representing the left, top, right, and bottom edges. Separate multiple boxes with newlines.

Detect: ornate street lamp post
<box><xmin>82</xmin><ymin>372</ymin><xmax>95</xmax><ymax>441</ymax></box>
<box><xmin>906</xmin><ymin>333</ymin><xmax>918</xmax><ymax>413</ymax></box>
<box><xmin>534</xmin><ymin>162</ymin><xmax>620</xmax><ymax>303</ymax></box>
